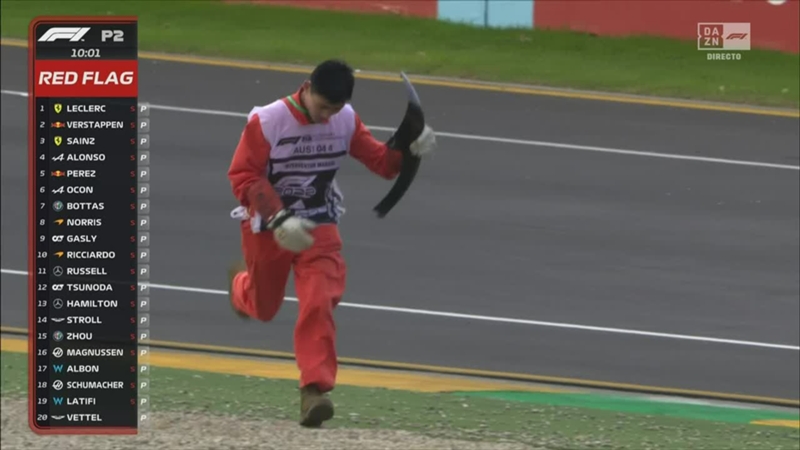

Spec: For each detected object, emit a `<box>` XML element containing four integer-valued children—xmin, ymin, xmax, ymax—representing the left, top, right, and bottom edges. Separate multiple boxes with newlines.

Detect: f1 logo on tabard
<box><xmin>38</xmin><ymin>27</ymin><xmax>90</xmax><ymax>42</ymax></box>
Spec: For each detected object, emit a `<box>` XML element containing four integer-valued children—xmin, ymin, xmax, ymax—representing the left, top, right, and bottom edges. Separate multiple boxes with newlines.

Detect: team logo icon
<box><xmin>54</xmin><ymin>136</ymin><xmax>62</xmax><ymax>146</ymax></box>
<box><xmin>52</xmin><ymin>331</ymin><xmax>64</xmax><ymax>342</ymax></box>
<box><xmin>52</xmin><ymin>201</ymin><xmax>64</xmax><ymax>212</ymax></box>
<box><xmin>52</xmin><ymin>266</ymin><xmax>63</xmax><ymax>277</ymax></box>
<box><xmin>54</xmin><ymin>103</ymin><xmax>62</xmax><ymax>114</ymax></box>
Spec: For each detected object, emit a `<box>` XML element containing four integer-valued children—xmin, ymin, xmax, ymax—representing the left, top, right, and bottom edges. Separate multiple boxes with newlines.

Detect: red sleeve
<box><xmin>349</xmin><ymin>112</ymin><xmax>403</xmax><ymax>180</ymax></box>
<box><xmin>227</xmin><ymin>114</ymin><xmax>283</xmax><ymax>219</ymax></box>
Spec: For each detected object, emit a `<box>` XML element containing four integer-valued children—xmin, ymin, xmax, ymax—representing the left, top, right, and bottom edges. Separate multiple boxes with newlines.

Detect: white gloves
<box><xmin>266</xmin><ymin>209</ymin><xmax>316</xmax><ymax>253</ymax></box>
<box><xmin>410</xmin><ymin>125</ymin><xmax>437</xmax><ymax>157</ymax></box>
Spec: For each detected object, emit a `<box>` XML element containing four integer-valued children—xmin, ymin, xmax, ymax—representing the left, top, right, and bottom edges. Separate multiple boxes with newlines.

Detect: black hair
<box><xmin>309</xmin><ymin>59</ymin><xmax>355</xmax><ymax>105</ymax></box>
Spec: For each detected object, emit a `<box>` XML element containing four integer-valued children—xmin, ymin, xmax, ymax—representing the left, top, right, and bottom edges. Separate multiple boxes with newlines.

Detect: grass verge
<box><xmin>1</xmin><ymin>0</ymin><xmax>798</xmax><ymax>109</ymax></box>
<box><xmin>2</xmin><ymin>350</ymin><xmax>798</xmax><ymax>449</ymax></box>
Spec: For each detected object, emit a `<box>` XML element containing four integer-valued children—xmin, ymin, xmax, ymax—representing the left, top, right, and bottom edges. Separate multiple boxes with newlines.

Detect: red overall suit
<box><xmin>227</xmin><ymin>88</ymin><xmax>402</xmax><ymax>393</ymax></box>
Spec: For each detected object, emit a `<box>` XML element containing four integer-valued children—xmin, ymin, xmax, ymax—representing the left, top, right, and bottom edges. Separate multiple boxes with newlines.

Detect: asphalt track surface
<box><xmin>2</xmin><ymin>44</ymin><xmax>799</xmax><ymax>402</ymax></box>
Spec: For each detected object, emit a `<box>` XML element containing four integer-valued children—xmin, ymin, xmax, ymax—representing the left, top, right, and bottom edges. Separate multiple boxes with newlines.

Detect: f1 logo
<box><xmin>38</xmin><ymin>27</ymin><xmax>90</xmax><ymax>42</ymax></box>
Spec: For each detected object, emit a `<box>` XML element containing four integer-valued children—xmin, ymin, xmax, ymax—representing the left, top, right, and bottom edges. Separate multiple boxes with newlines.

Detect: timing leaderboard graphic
<box><xmin>28</xmin><ymin>16</ymin><xmax>151</xmax><ymax>435</ymax></box>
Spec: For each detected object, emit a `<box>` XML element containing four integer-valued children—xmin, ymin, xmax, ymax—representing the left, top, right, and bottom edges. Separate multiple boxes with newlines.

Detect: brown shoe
<box><xmin>299</xmin><ymin>385</ymin><xmax>334</xmax><ymax>427</ymax></box>
<box><xmin>227</xmin><ymin>261</ymin><xmax>249</xmax><ymax>320</ymax></box>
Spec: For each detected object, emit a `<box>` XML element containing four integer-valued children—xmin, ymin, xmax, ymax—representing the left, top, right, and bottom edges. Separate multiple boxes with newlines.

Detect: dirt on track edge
<box><xmin>0</xmin><ymin>397</ymin><xmax>539</xmax><ymax>450</ymax></box>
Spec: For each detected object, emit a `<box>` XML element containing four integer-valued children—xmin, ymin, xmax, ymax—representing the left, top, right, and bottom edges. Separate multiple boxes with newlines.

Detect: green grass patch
<box><xmin>2</xmin><ymin>350</ymin><xmax>798</xmax><ymax>449</ymax></box>
<box><xmin>2</xmin><ymin>0</ymin><xmax>798</xmax><ymax>109</ymax></box>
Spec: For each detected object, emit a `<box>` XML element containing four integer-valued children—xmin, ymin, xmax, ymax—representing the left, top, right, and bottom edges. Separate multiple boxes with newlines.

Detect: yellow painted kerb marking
<box><xmin>1</xmin><ymin>337</ymin><xmax>27</xmax><ymax>353</ymax></box>
<box><xmin>5</xmin><ymin>336</ymin><xmax>797</xmax><ymax>428</ymax></box>
<box><xmin>3</xmin><ymin>38</ymin><xmax>797</xmax><ymax>118</ymax></box>
<box><xmin>0</xmin><ymin>336</ymin><xmax>566</xmax><ymax>394</ymax></box>
<box><xmin>3</xmin><ymin>325</ymin><xmax>798</xmax><ymax>407</ymax></box>
<box><xmin>750</xmin><ymin>419</ymin><xmax>800</xmax><ymax>429</ymax></box>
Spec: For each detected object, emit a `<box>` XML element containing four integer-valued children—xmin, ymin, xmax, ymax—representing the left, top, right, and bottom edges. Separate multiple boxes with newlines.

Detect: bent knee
<box><xmin>252</xmin><ymin>304</ymin><xmax>280</xmax><ymax>322</ymax></box>
<box><xmin>251</xmin><ymin>291</ymin><xmax>284</xmax><ymax>322</ymax></box>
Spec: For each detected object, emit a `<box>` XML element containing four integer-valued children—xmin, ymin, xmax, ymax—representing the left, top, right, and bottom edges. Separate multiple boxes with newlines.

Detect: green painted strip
<box><xmin>4</xmin><ymin>350</ymin><xmax>798</xmax><ymax>447</ymax></box>
<box><xmin>455</xmin><ymin>391</ymin><xmax>800</xmax><ymax>425</ymax></box>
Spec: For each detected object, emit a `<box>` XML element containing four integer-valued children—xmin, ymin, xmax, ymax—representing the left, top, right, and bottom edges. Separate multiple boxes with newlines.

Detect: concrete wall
<box><xmin>244</xmin><ymin>0</ymin><xmax>800</xmax><ymax>53</ymax></box>
<box><xmin>437</xmin><ymin>0</ymin><xmax>533</xmax><ymax>29</ymax></box>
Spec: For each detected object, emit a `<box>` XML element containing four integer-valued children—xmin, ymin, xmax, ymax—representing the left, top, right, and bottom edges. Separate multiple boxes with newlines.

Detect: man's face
<box><xmin>302</xmin><ymin>81</ymin><xmax>345</xmax><ymax>123</ymax></box>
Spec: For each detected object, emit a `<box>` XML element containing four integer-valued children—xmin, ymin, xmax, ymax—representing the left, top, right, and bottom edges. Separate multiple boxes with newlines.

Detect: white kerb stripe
<box><xmin>1</xmin><ymin>89</ymin><xmax>797</xmax><ymax>171</ymax></box>
<box><xmin>2</xmin><ymin>268</ymin><xmax>797</xmax><ymax>351</ymax></box>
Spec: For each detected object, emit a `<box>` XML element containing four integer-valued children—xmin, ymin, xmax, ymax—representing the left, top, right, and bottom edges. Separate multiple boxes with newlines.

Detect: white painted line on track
<box><xmin>3</xmin><ymin>268</ymin><xmax>798</xmax><ymax>351</ymax></box>
<box><xmin>2</xmin><ymin>89</ymin><xmax>797</xmax><ymax>171</ymax></box>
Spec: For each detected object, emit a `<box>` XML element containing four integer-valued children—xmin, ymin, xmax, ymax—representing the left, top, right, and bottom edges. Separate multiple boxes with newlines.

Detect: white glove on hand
<box><xmin>410</xmin><ymin>125</ymin><xmax>437</xmax><ymax>157</ymax></box>
<box><xmin>266</xmin><ymin>210</ymin><xmax>316</xmax><ymax>253</ymax></box>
